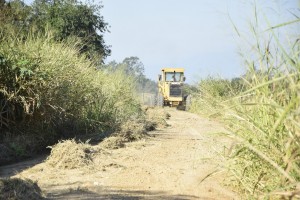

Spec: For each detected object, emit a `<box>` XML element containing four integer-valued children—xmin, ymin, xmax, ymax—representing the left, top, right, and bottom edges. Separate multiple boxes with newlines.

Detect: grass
<box><xmin>0</xmin><ymin>29</ymin><xmax>143</xmax><ymax>159</ymax></box>
<box><xmin>0</xmin><ymin>178</ymin><xmax>45</xmax><ymax>200</ymax></box>
<box><xmin>190</xmin><ymin>5</ymin><xmax>300</xmax><ymax>199</ymax></box>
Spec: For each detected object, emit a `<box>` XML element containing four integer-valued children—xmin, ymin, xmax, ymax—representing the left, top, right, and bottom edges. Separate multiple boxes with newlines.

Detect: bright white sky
<box><xmin>100</xmin><ymin>0</ymin><xmax>298</xmax><ymax>83</ymax></box>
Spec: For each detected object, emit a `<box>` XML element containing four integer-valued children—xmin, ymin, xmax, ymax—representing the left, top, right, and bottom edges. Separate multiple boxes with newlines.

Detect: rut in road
<box><xmin>8</xmin><ymin>108</ymin><xmax>238</xmax><ymax>199</ymax></box>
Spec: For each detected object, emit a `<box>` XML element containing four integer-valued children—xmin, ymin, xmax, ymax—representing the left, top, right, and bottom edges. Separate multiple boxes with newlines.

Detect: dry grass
<box><xmin>0</xmin><ymin>178</ymin><xmax>44</xmax><ymax>200</ymax></box>
<box><xmin>9</xmin><ymin>109</ymin><xmax>171</xmax><ymax>198</ymax></box>
<box><xmin>190</xmin><ymin>4</ymin><xmax>300</xmax><ymax>198</ymax></box>
<box><xmin>99</xmin><ymin>107</ymin><xmax>170</xmax><ymax>149</ymax></box>
<box><xmin>100</xmin><ymin>120</ymin><xmax>148</xmax><ymax>149</ymax></box>
<box><xmin>43</xmin><ymin>108</ymin><xmax>168</xmax><ymax>167</ymax></box>
<box><xmin>145</xmin><ymin>107</ymin><xmax>169</xmax><ymax>129</ymax></box>
<box><xmin>45</xmin><ymin>139</ymin><xmax>98</xmax><ymax>169</ymax></box>
<box><xmin>100</xmin><ymin>136</ymin><xmax>126</xmax><ymax>149</ymax></box>
<box><xmin>0</xmin><ymin>31</ymin><xmax>143</xmax><ymax>161</ymax></box>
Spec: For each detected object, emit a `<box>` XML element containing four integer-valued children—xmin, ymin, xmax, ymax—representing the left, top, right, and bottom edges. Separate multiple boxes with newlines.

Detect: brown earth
<box><xmin>0</xmin><ymin>108</ymin><xmax>238</xmax><ymax>199</ymax></box>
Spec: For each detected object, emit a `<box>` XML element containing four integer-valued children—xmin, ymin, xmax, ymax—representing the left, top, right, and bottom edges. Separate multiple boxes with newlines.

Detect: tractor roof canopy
<box><xmin>162</xmin><ymin>68</ymin><xmax>184</xmax><ymax>73</ymax></box>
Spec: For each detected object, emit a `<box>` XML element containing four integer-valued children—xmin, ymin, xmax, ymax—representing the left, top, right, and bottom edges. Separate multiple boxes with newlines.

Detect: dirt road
<box><xmin>2</xmin><ymin>109</ymin><xmax>238</xmax><ymax>199</ymax></box>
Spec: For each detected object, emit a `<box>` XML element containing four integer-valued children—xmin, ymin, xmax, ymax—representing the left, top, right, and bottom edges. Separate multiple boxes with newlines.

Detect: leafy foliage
<box><xmin>0</xmin><ymin>31</ymin><xmax>141</xmax><ymax>154</ymax></box>
<box><xmin>189</xmin><ymin>77</ymin><xmax>245</xmax><ymax>116</ymax></box>
<box><xmin>105</xmin><ymin>57</ymin><xmax>157</xmax><ymax>93</ymax></box>
<box><xmin>0</xmin><ymin>0</ymin><xmax>110</xmax><ymax>62</ymax></box>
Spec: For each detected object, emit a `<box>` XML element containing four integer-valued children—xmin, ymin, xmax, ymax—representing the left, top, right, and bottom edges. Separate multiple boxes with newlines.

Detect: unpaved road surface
<box><xmin>1</xmin><ymin>109</ymin><xmax>238</xmax><ymax>199</ymax></box>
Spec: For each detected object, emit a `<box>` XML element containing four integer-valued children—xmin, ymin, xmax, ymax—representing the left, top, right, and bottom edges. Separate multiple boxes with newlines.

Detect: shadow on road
<box><xmin>0</xmin><ymin>155</ymin><xmax>46</xmax><ymax>178</ymax></box>
<box><xmin>46</xmin><ymin>187</ymin><xmax>214</xmax><ymax>200</ymax></box>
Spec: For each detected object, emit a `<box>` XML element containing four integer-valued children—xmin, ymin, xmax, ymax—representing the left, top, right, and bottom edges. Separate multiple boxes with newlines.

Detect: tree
<box><xmin>0</xmin><ymin>0</ymin><xmax>32</xmax><ymax>33</ymax></box>
<box><xmin>106</xmin><ymin>57</ymin><xmax>145</xmax><ymax>78</ymax></box>
<box><xmin>105</xmin><ymin>57</ymin><xmax>157</xmax><ymax>93</ymax></box>
<box><xmin>122</xmin><ymin>57</ymin><xmax>144</xmax><ymax>77</ymax></box>
<box><xmin>0</xmin><ymin>0</ymin><xmax>110</xmax><ymax>63</ymax></box>
<box><xmin>31</xmin><ymin>0</ymin><xmax>110</xmax><ymax>62</ymax></box>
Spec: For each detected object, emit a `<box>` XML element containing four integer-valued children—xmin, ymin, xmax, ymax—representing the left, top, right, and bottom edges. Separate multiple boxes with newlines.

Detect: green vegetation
<box><xmin>0</xmin><ymin>0</ymin><xmax>110</xmax><ymax>63</ymax></box>
<box><xmin>104</xmin><ymin>57</ymin><xmax>157</xmax><ymax>94</ymax></box>
<box><xmin>190</xmin><ymin>7</ymin><xmax>300</xmax><ymax>199</ymax></box>
<box><xmin>189</xmin><ymin>77</ymin><xmax>245</xmax><ymax>115</ymax></box>
<box><xmin>0</xmin><ymin>31</ymin><xmax>142</xmax><ymax>154</ymax></box>
<box><xmin>0</xmin><ymin>0</ymin><xmax>145</xmax><ymax>162</ymax></box>
<box><xmin>1</xmin><ymin>0</ymin><xmax>298</xmax><ymax>198</ymax></box>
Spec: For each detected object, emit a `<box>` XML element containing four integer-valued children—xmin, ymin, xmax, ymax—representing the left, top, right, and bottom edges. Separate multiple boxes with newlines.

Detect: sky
<box><xmin>23</xmin><ymin>0</ymin><xmax>299</xmax><ymax>84</ymax></box>
<box><xmin>99</xmin><ymin>0</ymin><xmax>299</xmax><ymax>83</ymax></box>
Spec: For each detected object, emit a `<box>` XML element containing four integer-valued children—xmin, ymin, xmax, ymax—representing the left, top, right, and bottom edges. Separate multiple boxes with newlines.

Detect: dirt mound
<box><xmin>45</xmin><ymin>139</ymin><xmax>97</xmax><ymax>169</ymax></box>
<box><xmin>0</xmin><ymin>178</ymin><xmax>44</xmax><ymax>200</ymax></box>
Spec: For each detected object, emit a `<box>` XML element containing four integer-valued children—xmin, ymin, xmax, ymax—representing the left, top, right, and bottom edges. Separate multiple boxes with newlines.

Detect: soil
<box><xmin>0</xmin><ymin>108</ymin><xmax>238</xmax><ymax>199</ymax></box>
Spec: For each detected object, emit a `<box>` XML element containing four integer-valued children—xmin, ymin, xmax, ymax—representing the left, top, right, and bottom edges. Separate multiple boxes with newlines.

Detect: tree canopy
<box><xmin>105</xmin><ymin>57</ymin><xmax>157</xmax><ymax>93</ymax></box>
<box><xmin>0</xmin><ymin>0</ymin><xmax>110</xmax><ymax>63</ymax></box>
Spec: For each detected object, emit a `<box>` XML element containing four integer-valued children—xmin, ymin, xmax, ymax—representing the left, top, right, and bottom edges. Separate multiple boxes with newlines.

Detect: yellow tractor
<box><xmin>157</xmin><ymin>68</ymin><xmax>186</xmax><ymax>109</ymax></box>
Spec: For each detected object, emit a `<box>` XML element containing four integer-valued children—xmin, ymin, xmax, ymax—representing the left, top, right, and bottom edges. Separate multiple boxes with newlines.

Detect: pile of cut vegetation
<box><xmin>119</xmin><ymin>120</ymin><xmax>148</xmax><ymax>141</ymax></box>
<box><xmin>145</xmin><ymin>107</ymin><xmax>170</xmax><ymax>130</ymax></box>
<box><xmin>0</xmin><ymin>178</ymin><xmax>44</xmax><ymax>200</ymax></box>
<box><xmin>100</xmin><ymin>108</ymin><xmax>170</xmax><ymax>149</ymax></box>
<box><xmin>100</xmin><ymin>120</ymin><xmax>148</xmax><ymax>149</ymax></box>
<box><xmin>45</xmin><ymin>139</ymin><xmax>97</xmax><ymax>169</ymax></box>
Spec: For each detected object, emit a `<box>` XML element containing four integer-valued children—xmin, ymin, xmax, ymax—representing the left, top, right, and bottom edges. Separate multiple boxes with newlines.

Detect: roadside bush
<box><xmin>0</xmin><ymin>30</ymin><xmax>142</xmax><ymax>157</ymax></box>
<box><xmin>189</xmin><ymin>77</ymin><xmax>244</xmax><ymax>116</ymax></box>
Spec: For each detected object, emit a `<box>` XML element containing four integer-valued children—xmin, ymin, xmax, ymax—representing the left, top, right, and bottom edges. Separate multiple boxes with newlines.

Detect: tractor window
<box><xmin>165</xmin><ymin>72</ymin><xmax>183</xmax><ymax>82</ymax></box>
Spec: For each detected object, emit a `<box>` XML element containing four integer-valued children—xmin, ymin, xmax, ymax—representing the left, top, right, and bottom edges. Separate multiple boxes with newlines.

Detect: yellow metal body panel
<box><xmin>158</xmin><ymin>68</ymin><xmax>185</xmax><ymax>107</ymax></box>
<box><xmin>161</xmin><ymin>68</ymin><xmax>184</xmax><ymax>72</ymax></box>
